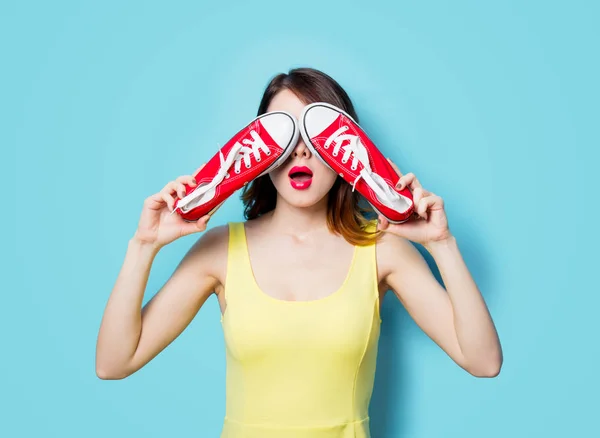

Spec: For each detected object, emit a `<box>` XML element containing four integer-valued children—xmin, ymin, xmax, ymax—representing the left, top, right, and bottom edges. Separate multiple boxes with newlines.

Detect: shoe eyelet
<box><xmin>226</xmin><ymin>173</ymin><xmax>230</xmax><ymax>178</ymax></box>
<box><xmin>324</xmin><ymin>144</ymin><xmax>329</xmax><ymax>149</ymax></box>
<box><xmin>351</xmin><ymin>166</ymin><xmax>357</xmax><ymax>171</ymax></box>
<box><xmin>246</xmin><ymin>164</ymin><xmax>251</xmax><ymax>169</ymax></box>
<box><xmin>266</xmin><ymin>150</ymin><xmax>271</xmax><ymax>155</ymax></box>
<box><xmin>235</xmin><ymin>169</ymin><xmax>241</xmax><ymax>174</ymax></box>
<box><xmin>342</xmin><ymin>158</ymin><xmax>348</xmax><ymax>164</ymax></box>
<box><xmin>332</xmin><ymin>152</ymin><xmax>338</xmax><ymax>157</ymax></box>
<box><xmin>256</xmin><ymin>157</ymin><xmax>261</xmax><ymax>162</ymax></box>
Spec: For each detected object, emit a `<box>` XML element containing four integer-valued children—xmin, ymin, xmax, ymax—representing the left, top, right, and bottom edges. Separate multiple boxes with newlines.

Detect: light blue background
<box><xmin>2</xmin><ymin>0</ymin><xmax>598</xmax><ymax>437</ymax></box>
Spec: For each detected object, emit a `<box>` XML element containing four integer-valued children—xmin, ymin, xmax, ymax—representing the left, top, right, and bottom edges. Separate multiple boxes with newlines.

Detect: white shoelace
<box><xmin>325</xmin><ymin>126</ymin><xmax>409</xmax><ymax>212</ymax></box>
<box><xmin>173</xmin><ymin>130</ymin><xmax>270</xmax><ymax>213</ymax></box>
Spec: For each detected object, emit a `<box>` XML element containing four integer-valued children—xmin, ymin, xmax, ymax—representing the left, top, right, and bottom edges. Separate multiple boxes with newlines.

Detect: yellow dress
<box><xmin>220</xmin><ymin>222</ymin><xmax>382</xmax><ymax>438</ymax></box>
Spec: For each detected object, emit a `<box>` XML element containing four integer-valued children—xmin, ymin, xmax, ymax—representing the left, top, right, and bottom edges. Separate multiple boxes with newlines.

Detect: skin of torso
<box><xmin>211</xmin><ymin>212</ymin><xmax>395</xmax><ymax>317</ymax></box>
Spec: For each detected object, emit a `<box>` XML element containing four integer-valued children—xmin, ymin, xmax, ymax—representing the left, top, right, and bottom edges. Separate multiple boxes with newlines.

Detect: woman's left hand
<box><xmin>377</xmin><ymin>158</ymin><xmax>452</xmax><ymax>246</ymax></box>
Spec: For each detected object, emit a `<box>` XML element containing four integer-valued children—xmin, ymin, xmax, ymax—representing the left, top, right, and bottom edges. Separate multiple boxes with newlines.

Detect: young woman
<box><xmin>96</xmin><ymin>68</ymin><xmax>502</xmax><ymax>437</ymax></box>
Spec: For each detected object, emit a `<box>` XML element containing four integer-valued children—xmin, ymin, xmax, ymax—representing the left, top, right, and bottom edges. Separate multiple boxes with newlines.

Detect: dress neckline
<box><xmin>239</xmin><ymin>222</ymin><xmax>358</xmax><ymax>305</ymax></box>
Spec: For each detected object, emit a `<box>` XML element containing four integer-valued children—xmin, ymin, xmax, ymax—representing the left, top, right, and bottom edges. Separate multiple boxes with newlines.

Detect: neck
<box><xmin>266</xmin><ymin>194</ymin><xmax>329</xmax><ymax>238</ymax></box>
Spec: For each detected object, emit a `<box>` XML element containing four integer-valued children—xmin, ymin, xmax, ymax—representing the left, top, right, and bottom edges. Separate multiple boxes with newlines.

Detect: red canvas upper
<box><xmin>174</xmin><ymin>118</ymin><xmax>286</xmax><ymax>221</ymax></box>
<box><xmin>306</xmin><ymin>112</ymin><xmax>414</xmax><ymax>223</ymax></box>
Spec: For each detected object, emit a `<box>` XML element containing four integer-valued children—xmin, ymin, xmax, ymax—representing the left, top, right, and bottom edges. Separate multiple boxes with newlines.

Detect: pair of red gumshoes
<box><xmin>173</xmin><ymin>104</ymin><xmax>414</xmax><ymax>223</ymax></box>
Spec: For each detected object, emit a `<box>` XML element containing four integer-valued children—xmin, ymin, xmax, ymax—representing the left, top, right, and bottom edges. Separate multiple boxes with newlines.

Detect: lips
<box><xmin>288</xmin><ymin>166</ymin><xmax>313</xmax><ymax>190</ymax></box>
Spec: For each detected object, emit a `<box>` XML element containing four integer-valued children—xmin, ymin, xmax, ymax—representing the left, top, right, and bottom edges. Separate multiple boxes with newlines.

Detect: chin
<box><xmin>269</xmin><ymin>175</ymin><xmax>335</xmax><ymax>209</ymax></box>
<box><xmin>282</xmin><ymin>192</ymin><xmax>329</xmax><ymax>208</ymax></box>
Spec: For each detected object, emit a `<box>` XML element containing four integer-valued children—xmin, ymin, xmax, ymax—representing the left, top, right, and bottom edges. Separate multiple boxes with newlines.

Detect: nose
<box><xmin>292</xmin><ymin>138</ymin><xmax>311</xmax><ymax>159</ymax></box>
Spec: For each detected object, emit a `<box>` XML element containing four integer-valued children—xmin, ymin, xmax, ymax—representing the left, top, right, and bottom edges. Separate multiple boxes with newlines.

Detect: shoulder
<box><xmin>191</xmin><ymin>222</ymin><xmax>230</xmax><ymax>253</ymax></box>
<box><xmin>375</xmin><ymin>228</ymin><xmax>422</xmax><ymax>280</ymax></box>
<box><xmin>182</xmin><ymin>223</ymin><xmax>232</xmax><ymax>284</ymax></box>
<box><xmin>239</xmin><ymin>214</ymin><xmax>272</xmax><ymax>239</ymax></box>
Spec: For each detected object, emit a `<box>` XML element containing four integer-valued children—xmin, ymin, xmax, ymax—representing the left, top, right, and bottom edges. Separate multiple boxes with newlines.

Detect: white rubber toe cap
<box><xmin>260</xmin><ymin>112</ymin><xmax>297</xmax><ymax>148</ymax></box>
<box><xmin>302</xmin><ymin>104</ymin><xmax>340</xmax><ymax>138</ymax></box>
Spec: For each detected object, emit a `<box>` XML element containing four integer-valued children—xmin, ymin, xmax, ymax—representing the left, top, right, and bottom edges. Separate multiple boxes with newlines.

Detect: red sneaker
<box><xmin>173</xmin><ymin>111</ymin><xmax>298</xmax><ymax>221</ymax></box>
<box><xmin>300</xmin><ymin>102</ymin><xmax>414</xmax><ymax>223</ymax></box>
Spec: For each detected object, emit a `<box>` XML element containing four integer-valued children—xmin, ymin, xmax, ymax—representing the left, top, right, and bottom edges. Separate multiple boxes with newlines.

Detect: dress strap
<box><xmin>224</xmin><ymin>222</ymin><xmax>254</xmax><ymax>300</ymax></box>
<box><xmin>351</xmin><ymin>220</ymin><xmax>381</xmax><ymax>322</ymax></box>
<box><xmin>227</xmin><ymin>222</ymin><xmax>245</xmax><ymax>259</ymax></box>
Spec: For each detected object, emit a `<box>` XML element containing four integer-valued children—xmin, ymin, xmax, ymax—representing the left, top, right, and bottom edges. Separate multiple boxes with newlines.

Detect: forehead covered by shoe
<box><xmin>266</xmin><ymin>88</ymin><xmax>307</xmax><ymax>121</ymax></box>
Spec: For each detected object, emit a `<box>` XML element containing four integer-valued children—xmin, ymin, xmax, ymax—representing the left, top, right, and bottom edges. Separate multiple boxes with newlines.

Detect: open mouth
<box><xmin>288</xmin><ymin>166</ymin><xmax>313</xmax><ymax>190</ymax></box>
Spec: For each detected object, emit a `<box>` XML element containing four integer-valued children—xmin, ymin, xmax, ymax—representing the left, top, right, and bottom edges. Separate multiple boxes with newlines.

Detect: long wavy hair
<box><xmin>241</xmin><ymin>67</ymin><xmax>380</xmax><ymax>246</ymax></box>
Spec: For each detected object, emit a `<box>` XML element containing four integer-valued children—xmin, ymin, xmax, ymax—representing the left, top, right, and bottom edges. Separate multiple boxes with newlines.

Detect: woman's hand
<box><xmin>133</xmin><ymin>165</ymin><xmax>211</xmax><ymax>249</ymax></box>
<box><xmin>377</xmin><ymin>158</ymin><xmax>452</xmax><ymax>246</ymax></box>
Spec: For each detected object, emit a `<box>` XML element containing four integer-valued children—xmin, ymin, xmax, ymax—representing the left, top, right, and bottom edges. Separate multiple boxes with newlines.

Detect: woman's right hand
<box><xmin>133</xmin><ymin>165</ymin><xmax>211</xmax><ymax>249</ymax></box>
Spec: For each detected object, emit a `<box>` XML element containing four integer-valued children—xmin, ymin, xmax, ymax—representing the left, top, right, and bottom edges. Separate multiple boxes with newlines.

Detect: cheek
<box><xmin>268</xmin><ymin>167</ymin><xmax>287</xmax><ymax>189</ymax></box>
<box><xmin>268</xmin><ymin>168</ymin><xmax>284</xmax><ymax>186</ymax></box>
<box><xmin>314</xmin><ymin>164</ymin><xmax>338</xmax><ymax>190</ymax></box>
<box><xmin>320</xmin><ymin>171</ymin><xmax>338</xmax><ymax>191</ymax></box>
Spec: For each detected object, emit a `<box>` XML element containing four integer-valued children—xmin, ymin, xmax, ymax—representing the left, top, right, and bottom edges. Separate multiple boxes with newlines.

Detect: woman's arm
<box><xmin>96</xmin><ymin>169</ymin><xmax>222</xmax><ymax>379</ymax></box>
<box><xmin>95</xmin><ymin>225</ymin><xmax>227</xmax><ymax>380</ymax></box>
<box><xmin>379</xmin><ymin>232</ymin><xmax>502</xmax><ymax>377</ymax></box>
<box><xmin>376</xmin><ymin>161</ymin><xmax>502</xmax><ymax>377</ymax></box>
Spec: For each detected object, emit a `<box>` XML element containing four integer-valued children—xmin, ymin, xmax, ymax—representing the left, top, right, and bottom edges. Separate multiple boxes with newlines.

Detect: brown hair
<box><xmin>241</xmin><ymin>67</ymin><xmax>381</xmax><ymax>246</ymax></box>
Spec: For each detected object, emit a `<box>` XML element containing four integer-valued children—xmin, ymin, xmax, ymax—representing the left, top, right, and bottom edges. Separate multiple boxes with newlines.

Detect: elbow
<box><xmin>96</xmin><ymin>366</ymin><xmax>128</xmax><ymax>380</ymax></box>
<box><xmin>469</xmin><ymin>361</ymin><xmax>502</xmax><ymax>378</ymax></box>
<box><xmin>95</xmin><ymin>347</ymin><xmax>136</xmax><ymax>380</ymax></box>
<box><xmin>468</xmin><ymin>356</ymin><xmax>503</xmax><ymax>378</ymax></box>
<box><xmin>95</xmin><ymin>360</ymin><xmax>132</xmax><ymax>380</ymax></box>
<box><xmin>472</xmin><ymin>363</ymin><xmax>502</xmax><ymax>378</ymax></box>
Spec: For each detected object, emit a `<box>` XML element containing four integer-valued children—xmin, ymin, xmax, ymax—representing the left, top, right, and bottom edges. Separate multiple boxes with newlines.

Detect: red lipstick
<box><xmin>288</xmin><ymin>166</ymin><xmax>313</xmax><ymax>190</ymax></box>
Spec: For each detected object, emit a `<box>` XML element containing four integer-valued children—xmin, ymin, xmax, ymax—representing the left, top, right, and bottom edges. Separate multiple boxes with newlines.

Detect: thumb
<box><xmin>180</xmin><ymin>215</ymin><xmax>210</xmax><ymax>236</ymax></box>
<box><xmin>377</xmin><ymin>215</ymin><xmax>390</xmax><ymax>231</ymax></box>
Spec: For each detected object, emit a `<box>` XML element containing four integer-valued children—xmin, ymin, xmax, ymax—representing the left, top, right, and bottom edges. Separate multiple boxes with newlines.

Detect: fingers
<box><xmin>143</xmin><ymin>193</ymin><xmax>167</xmax><ymax>211</ymax></box>
<box><xmin>174</xmin><ymin>175</ymin><xmax>197</xmax><ymax>198</ymax></box>
<box><xmin>376</xmin><ymin>214</ymin><xmax>390</xmax><ymax>231</ymax></box>
<box><xmin>158</xmin><ymin>182</ymin><xmax>179</xmax><ymax>211</ymax></box>
<box><xmin>390</xmin><ymin>171</ymin><xmax>438</xmax><ymax>220</ymax></box>
<box><xmin>166</xmin><ymin>176</ymin><xmax>197</xmax><ymax>196</ymax></box>
<box><xmin>162</xmin><ymin>192</ymin><xmax>177</xmax><ymax>211</ymax></box>
<box><xmin>175</xmin><ymin>177</ymin><xmax>198</xmax><ymax>197</ymax></box>
<box><xmin>412</xmin><ymin>186</ymin><xmax>425</xmax><ymax>211</ymax></box>
<box><xmin>415</xmin><ymin>194</ymin><xmax>444</xmax><ymax>220</ymax></box>
<box><xmin>180</xmin><ymin>215</ymin><xmax>211</xmax><ymax>236</ymax></box>
<box><xmin>395</xmin><ymin>172</ymin><xmax>423</xmax><ymax>191</ymax></box>
<box><xmin>176</xmin><ymin>174</ymin><xmax>197</xmax><ymax>186</ymax></box>
<box><xmin>143</xmin><ymin>191</ymin><xmax>177</xmax><ymax>212</ymax></box>
<box><xmin>153</xmin><ymin>175</ymin><xmax>199</xmax><ymax>212</ymax></box>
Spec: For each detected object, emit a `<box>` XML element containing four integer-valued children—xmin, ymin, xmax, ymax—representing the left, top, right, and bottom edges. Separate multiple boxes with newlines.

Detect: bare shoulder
<box><xmin>180</xmin><ymin>223</ymin><xmax>230</xmax><ymax>288</ymax></box>
<box><xmin>243</xmin><ymin>213</ymin><xmax>270</xmax><ymax>232</ymax></box>
<box><xmin>192</xmin><ymin>222</ymin><xmax>230</xmax><ymax>251</ymax></box>
<box><xmin>376</xmin><ymin>229</ymin><xmax>423</xmax><ymax>281</ymax></box>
